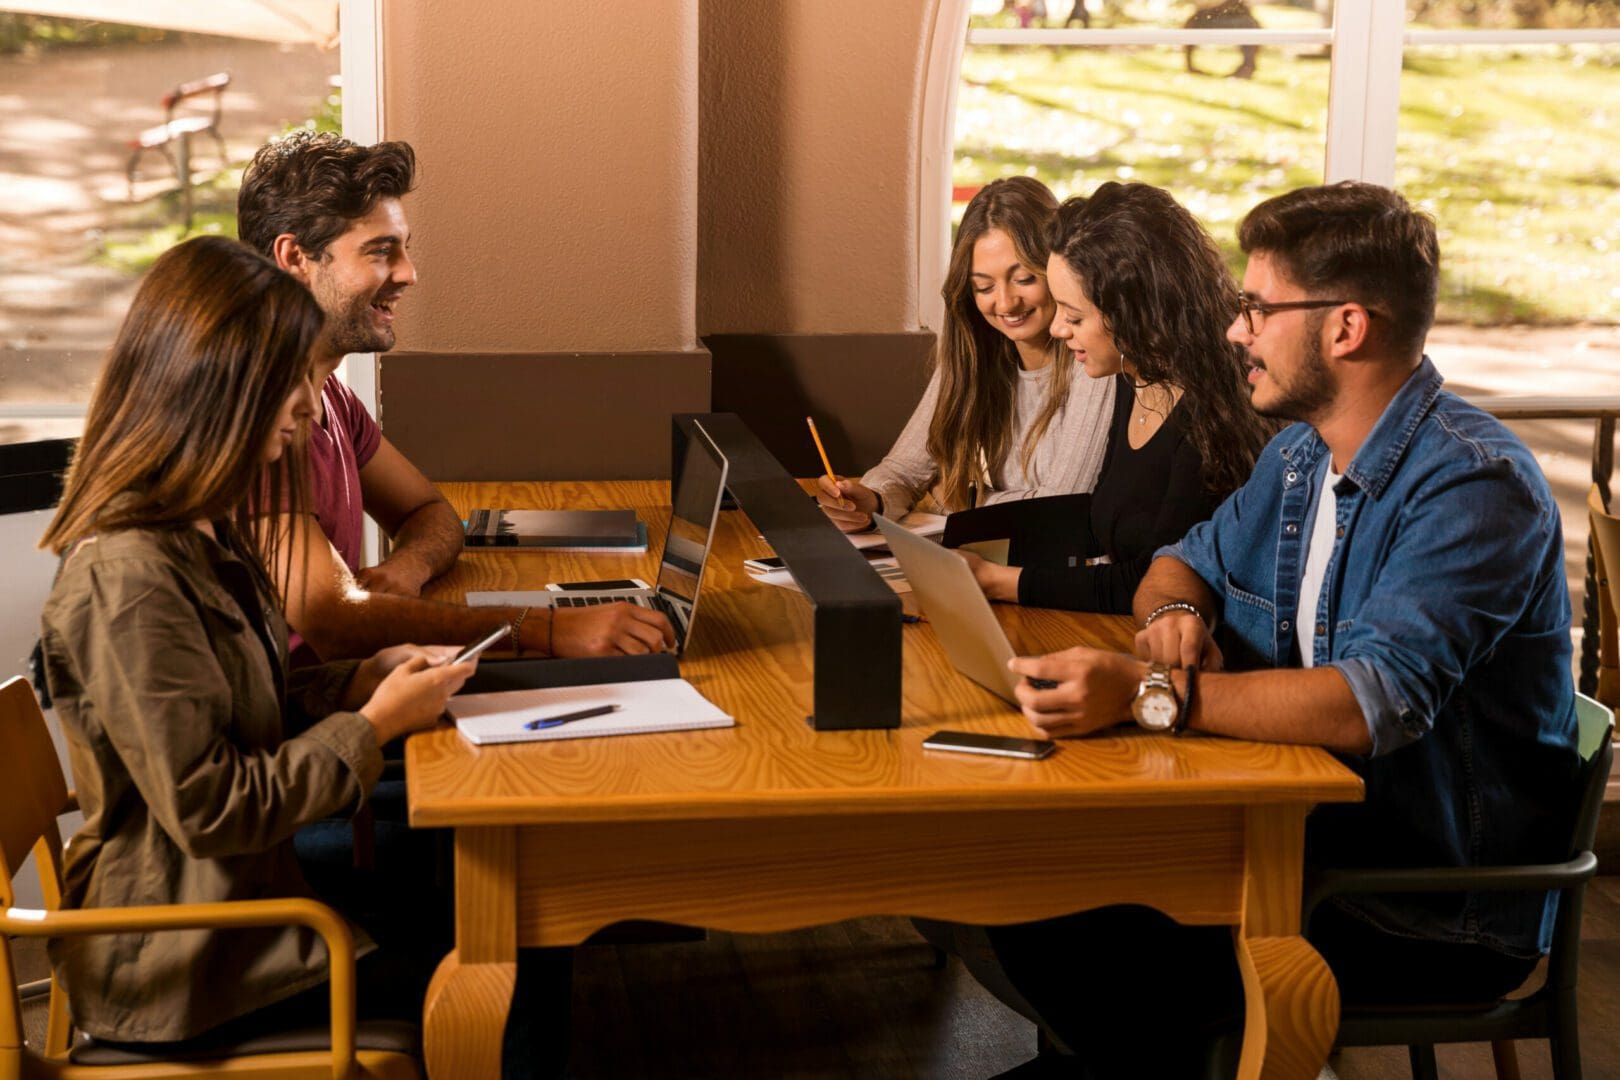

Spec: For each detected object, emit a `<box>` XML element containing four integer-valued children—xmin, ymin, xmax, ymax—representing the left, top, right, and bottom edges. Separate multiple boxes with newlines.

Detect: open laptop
<box><xmin>874</xmin><ymin>514</ymin><xmax>1022</xmax><ymax>705</ymax></box>
<box><xmin>477</xmin><ymin>422</ymin><xmax>729</xmax><ymax>656</ymax></box>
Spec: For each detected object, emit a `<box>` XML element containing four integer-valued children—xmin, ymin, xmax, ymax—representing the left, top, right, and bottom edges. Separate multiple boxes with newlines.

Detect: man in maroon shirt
<box><xmin>237</xmin><ymin>132</ymin><xmax>671</xmax><ymax>661</ymax></box>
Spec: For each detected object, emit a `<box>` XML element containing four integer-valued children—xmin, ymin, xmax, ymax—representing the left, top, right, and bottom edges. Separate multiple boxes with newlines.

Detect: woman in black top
<box><xmin>963</xmin><ymin>182</ymin><xmax>1273</xmax><ymax>613</ymax></box>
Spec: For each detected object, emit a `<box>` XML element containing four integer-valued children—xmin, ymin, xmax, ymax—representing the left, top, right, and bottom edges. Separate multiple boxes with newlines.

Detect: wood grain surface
<box><xmin>407</xmin><ymin>481</ymin><xmax>1363</xmax><ymax>827</ymax></box>
<box><xmin>411</xmin><ymin>481</ymin><xmax>1361</xmax><ymax>1080</ymax></box>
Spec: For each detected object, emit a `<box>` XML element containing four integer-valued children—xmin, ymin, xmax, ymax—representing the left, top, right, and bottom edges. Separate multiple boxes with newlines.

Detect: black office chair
<box><xmin>1302</xmin><ymin>692</ymin><xmax>1613</xmax><ymax>1080</ymax></box>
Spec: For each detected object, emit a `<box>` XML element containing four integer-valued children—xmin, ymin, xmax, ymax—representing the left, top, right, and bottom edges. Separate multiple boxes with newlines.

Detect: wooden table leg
<box><xmin>1235</xmin><ymin>806</ymin><xmax>1340</xmax><ymax>1080</ymax></box>
<box><xmin>424</xmin><ymin>827</ymin><xmax>517</xmax><ymax>1079</ymax></box>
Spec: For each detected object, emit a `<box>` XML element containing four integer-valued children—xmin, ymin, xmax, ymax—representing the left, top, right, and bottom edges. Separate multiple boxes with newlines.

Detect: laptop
<box><xmin>874</xmin><ymin>514</ymin><xmax>1022</xmax><ymax>705</ymax></box>
<box><xmin>515</xmin><ymin>422</ymin><xmax>729</xmax><ymax>656</ymax></box>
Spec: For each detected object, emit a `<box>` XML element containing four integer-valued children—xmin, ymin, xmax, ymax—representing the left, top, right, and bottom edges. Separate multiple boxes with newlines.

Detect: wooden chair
<box><xmin>1303</xmin><ymin>692</ymin><xmax>1614</xmax><ymax>1080</ymax></box>
<box><xmin>0</xmin><ymin>675</ymin><xmax>421</xmax><ymax>1079</ymax></box>
<box><xmin>1588</xmin><ymin>484</ymin><xmax>1620</xmax><ymax>709</ymax></box>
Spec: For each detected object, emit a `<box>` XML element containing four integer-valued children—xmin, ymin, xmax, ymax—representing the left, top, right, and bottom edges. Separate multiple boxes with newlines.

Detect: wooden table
<box><xmin>409</xmin><ymin>481</ymin><xmax>1363</xmax><ymax>1079</ymax></box>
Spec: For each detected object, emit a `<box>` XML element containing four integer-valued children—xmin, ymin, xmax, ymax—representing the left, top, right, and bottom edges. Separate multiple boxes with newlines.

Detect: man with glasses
<box><xmin>979</xmin><ymin>182</ymin><xmax>1580</xmax><ymax>1077</ymax></box>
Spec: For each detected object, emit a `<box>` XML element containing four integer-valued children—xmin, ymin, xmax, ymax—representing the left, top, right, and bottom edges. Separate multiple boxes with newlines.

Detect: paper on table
<box><xmin>847</xmin><ymin>511</ymin><xmax>946</xmax><ymax>551</ymax></box>
<box><xmin>748</xmin><ymin>557</ymin><xmax>912</xmax><ymax>596</ymax></box>
<box><xmin>449</xmin><ymin>678</ymin><xmax>734</xmax><ymax>745</ymax></box>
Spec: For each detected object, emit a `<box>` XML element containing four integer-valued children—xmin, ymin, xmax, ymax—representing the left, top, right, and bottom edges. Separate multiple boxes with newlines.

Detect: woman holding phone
<box><xmin>961</xmin><ymin>182</ymin><xmax>1273</xmax><ymax>613</ymax></box>
<box><xmin>37</xmin><ymin>236</ymin><xmax>474</xmax><ymax>1045</ymax></box>
<box><xmin>817</xmin><ymin>176</ymin><xmax>1115</xmax><ymax>527</ymax></box>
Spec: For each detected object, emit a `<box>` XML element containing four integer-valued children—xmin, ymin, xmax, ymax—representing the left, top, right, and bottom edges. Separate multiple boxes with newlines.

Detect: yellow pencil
<box><xmin>806</xmin><ymin>416</ymin><xmax>837</xmax><ymax>483</ymax></box>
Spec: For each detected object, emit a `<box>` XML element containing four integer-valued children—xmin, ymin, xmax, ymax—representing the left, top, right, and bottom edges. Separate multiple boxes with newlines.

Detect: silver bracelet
<box><xmin>509</xmin><ymin>606</ymin><xmax>532</xmax><ymax>656</ymax></box>
<box><xmin>1143</xmin><ymin>601</ymin><xmax>1205</xmax><ymax>629</ymax></box>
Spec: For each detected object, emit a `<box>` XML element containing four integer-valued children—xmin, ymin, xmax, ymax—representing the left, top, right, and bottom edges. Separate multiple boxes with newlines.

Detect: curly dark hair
<box><xmin>1239</xmin><ymin>181</ymin><xmax>1439</xmax><ymax>360</ymax></box>
<box><xmin>237</xmin><ymin>131</ymin><xmax>416</xmax><ymax>260</ymax></box>
<box><xmin>1045</xmin><ymin>182</ymin><xmax>1272</xmax><ymax>495</ymax></box>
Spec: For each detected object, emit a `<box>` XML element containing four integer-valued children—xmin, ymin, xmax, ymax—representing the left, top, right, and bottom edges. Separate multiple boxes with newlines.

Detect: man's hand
<box><xmin>1007</xmin><ymin>647</ymin><xmax>1146</xmax><ymax>738</ymax></box>
<box><xmin>551</xmin><ymin>603</ymin><xmax>677</xmax><ymax>656</ymax></box>
<box><xmin>1133</xmin><ymin>610</ymin><xmax>1223</xmax><ymax>671</ymax></box>
<box><xmin>815</xmin><ymin>475</ymin><xmax>880</xmax><ymax>533</ymax></box>
<box><xmin>354</xmin><ymin>554</ymin><xmax>434</xmax><ymax>598</ymax></box>
<box><xmin>958</xmin><ymin>550</ymin><xmax>1021</xmax><ymax>603</ymax></box>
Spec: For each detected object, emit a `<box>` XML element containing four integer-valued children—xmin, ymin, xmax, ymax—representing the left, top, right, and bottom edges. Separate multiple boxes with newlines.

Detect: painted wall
<box><xmin>382</xmin><ymin>0</ymin><xmax>700</xmax><ymax>353</ymax></box>
<box><xmin>697</xmin><ymin>0</ymin><xmax>937</xmax><ymax>336</ymax></box>
<box><xmin>381</xmin><ymin>0</ymin><xmax>937</xmax><ymax>352</ymax></box>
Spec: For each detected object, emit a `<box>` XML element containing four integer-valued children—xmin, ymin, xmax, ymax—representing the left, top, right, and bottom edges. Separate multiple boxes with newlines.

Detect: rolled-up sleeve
<box><xmin>1326</xmin><ymin>461</ymin><xmax>1556</xmax><ymax>757</ymax></box>
<box><xmin>73</xmin><ymin>561</ymin><xmax>383</xmax><ymax>859</ymax></box>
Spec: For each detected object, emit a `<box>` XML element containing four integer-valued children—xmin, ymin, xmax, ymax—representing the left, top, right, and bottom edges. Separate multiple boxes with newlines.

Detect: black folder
<box><xmin>459</xmin><ymin>653</ymin><xmax>679</xmax><ymax>696</ymax></box>
<box><xmin>941</xmin><ymin>493</ymin><xmax>1094</xmax><ymax>569</ymax></box>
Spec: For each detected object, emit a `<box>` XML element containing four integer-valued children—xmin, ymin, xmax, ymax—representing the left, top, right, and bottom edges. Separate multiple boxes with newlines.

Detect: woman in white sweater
<box><xmin>817</xmin><ymin>177</ymin><xmax>1115</xmax><ymax>528</ymax></box>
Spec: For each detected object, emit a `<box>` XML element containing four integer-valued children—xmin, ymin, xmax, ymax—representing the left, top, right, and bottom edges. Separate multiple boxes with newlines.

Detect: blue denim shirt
<box><xmin>1163</xmin><ymin>358</ymin><xmax>1579</xmax><ymax>957</ymax></box>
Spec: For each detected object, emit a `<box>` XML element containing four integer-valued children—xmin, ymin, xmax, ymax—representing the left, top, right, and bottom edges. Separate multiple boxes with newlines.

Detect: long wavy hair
<box><xmin>1046</xmin><ymin>182</ymin><xmax>1272</xmax><ymax>494</ymax></box>
<box><xmin>41</xmin><ymin>236</ymin><xmax>323</xmax><ymax>603</ymax></box>
<box><xmin>927</xmin><ymin>176</ymin><xmax>1072</xmax><ymax>510</ymax></box>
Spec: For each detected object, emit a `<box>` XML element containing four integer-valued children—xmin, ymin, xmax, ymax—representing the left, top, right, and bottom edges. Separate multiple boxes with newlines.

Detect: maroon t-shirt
<box><xmin>310</xmin><ymin>377</ymin><xmax>382</xmax><ymax>572</ymax></box>
<box><xmin>288</xmin><ymin>377</ymin><xmax>382</xmax><ymax>665</ymax></box>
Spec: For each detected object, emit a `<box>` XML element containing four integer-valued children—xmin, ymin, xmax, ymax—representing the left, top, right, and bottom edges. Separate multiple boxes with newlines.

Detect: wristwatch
<box><xmin>1131</xmin><ymin>662</ymin><xmax>1181</xmax><ymax>732</ymax></box>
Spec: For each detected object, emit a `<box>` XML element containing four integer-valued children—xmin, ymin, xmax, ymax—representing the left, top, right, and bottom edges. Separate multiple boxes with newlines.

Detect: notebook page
<box><xmin>448</xmin><ymin>677</ymin><xmax>733</xmax><ymax>745</ymax></box>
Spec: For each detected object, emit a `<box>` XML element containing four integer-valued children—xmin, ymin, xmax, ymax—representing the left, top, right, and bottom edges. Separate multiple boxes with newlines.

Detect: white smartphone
<box><xmin>544</xmin><ymin>578</ymin><xmax>650</xmax><ymax>592</ymax></box>
<box><xmin>743</xmin><ymin>556</ymin><xmax>787</xmax><ymax>573</ymax></box>
<box><xmin>449</xmin><ymin>624</ymin><xmax>511</xmax><ymax>665</ymax></box>
<box><xmin>922</xmin><ymin>730</ymin><xmax>1056</xmax><ymax>760</ymax></box>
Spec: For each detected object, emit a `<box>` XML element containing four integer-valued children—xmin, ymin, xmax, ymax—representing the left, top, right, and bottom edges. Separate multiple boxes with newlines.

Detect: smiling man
<box><xmin>973</xmin><ymin>182</ymin><xmax>1583</xmax><ymax>1077</ymax></box>
<box><xmin>236</xmin><ymin>133</ymin><xmax>672</xmax><ymax>663</ymax></box>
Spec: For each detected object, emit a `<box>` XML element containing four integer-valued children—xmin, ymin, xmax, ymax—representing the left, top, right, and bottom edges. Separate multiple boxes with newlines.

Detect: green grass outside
<box><xmin>957</xmin><ymin>42</ymin><xmax>1620</xmax><ymax>324</ymax></box>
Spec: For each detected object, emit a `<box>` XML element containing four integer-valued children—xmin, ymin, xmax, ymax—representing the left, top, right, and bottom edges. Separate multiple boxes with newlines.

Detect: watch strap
<box><xmin>1173</xmin><ymin>665</ymin><xmax>1196</xmax><ymax>735</ymax></box>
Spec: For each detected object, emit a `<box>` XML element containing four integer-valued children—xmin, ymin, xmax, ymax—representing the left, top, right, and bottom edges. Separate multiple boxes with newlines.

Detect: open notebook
<box><xmin>448</xmin><ymin>676</ymin><xmax>734</xmax><ymax>745</ymax></box>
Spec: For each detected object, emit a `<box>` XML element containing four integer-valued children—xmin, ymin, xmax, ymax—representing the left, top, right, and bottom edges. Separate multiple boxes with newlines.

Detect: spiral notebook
<box><xmin>448</xmin><ymin>676</ymin><xmax>734</xmax><ymax>745</ymax></box>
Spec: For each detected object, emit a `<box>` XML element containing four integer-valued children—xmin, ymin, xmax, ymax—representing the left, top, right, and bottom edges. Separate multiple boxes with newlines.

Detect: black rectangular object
<box><xmin>674</xmin><ymin>413</ymin><xmax>901</xmax><ymax>730</ymax></box>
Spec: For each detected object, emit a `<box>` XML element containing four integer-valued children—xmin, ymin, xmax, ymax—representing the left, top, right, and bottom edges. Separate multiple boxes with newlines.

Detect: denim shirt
<box><xmin>1163</xmin><ymin>358</ymin><xmax>1579</xmax><ymax>957</ymax></box>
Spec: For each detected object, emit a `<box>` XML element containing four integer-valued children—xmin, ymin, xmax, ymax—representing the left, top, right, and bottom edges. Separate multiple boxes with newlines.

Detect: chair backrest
<box><xmin>1590</xmin><ymin>484</ymin><xmax>1620</xmax><ymax>706</ymax></box>
<box><xmin>0</xmin><ymin>675</ymin><xmax>74</xmax><ymax>1059</ymax></box>
<box><xmin>162</xmin><ymin>71</ymin><xmax>230</xmax><ymax>122</ymax></box>
<box><xmin>1545</xmin><ymin>691</ymin><xmax>1614</xmax><ymax>994</ymax></box>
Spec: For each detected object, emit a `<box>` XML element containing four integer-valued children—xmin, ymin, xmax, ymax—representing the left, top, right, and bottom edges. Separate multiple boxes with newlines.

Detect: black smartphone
<box><xmin>548</xmin><ymin>579</ymin><xmax>647</xmax><ymax>592</ymax></box>
<box><xmin>922</xmin><ymin>730</ymin><xmax>1056</xmax><ymax>760</ymax></box>
<box><xmin>449</xmin><ymin>624</ymin><xmax>511</xmax><ymax>665</ymax></box>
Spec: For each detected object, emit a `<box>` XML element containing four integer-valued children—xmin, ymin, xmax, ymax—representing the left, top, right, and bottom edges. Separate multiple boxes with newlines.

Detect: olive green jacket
<box><xmin>38</xmin><ymin>526</ymin><xmax>381</xmax><ymax>1042</ymax></box>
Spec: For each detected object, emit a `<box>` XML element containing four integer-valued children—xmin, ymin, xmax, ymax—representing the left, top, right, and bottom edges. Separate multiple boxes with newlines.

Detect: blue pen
<box><xmin>525</xmin><ymin>703</ymin><xmax>620</xmax><ymax>731</ymax></box>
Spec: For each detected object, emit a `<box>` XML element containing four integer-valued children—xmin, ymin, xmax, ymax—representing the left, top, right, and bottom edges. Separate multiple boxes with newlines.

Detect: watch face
<box><xmin>1134</xmin><ymin>689</ymin><xmax>1178</xmax><ymax>732</ymax></box>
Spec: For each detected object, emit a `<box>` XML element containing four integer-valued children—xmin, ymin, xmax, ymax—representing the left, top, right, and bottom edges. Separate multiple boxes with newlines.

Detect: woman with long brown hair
<box><xmin>963</xmin><ymin>181</ymin><xmax>1274</xmax><ymax>613</ymax></box>
<box><xmin>816</xmin><ymin>176</ymin><xmax>1115</xmax><ymax>527</ymax></box>
<box><xmin>37</xmin><ymin>236</ymin><xmax>473</xmax><ymax>1045</ymax></box>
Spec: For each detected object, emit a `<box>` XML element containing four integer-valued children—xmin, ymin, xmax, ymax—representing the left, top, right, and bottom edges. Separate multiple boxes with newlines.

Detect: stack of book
<box><xmin>464</xmin><ymin>508</ymin><xmax>648</xmax><ymax>552</ymax></box>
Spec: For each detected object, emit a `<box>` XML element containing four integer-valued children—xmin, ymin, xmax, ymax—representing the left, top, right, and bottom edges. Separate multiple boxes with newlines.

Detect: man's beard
<box><xmin>321</xmin><ymin>291</ymin><xmax>395</xmax><ymax>357</ymax></box>
<box><xmin>1252</xmin><ymin>317</ymin><xmax>1334</xmax><ymax>423</ymax></box>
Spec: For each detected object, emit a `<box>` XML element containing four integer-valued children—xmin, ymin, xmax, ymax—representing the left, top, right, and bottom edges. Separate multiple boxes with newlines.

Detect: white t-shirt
<box><xmin>1296</xmin><ymin>463</ymin><xmax>1343</xmax><ymax>668</ymax></box>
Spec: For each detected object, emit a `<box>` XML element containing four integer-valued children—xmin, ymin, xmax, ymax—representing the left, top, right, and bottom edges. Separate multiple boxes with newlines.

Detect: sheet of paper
<box><xmin>449</xmin><ymin>677</ymin><xmax>734</xmax><ymax>744</ymax></box>
<box><xmin>957</xmin><ymin>538</ymin><xmax>1010</xmax><ymax>566</ymax></box>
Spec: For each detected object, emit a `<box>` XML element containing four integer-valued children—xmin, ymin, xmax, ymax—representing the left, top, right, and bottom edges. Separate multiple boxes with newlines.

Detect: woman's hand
<box><xmin>359</xmin><ymin>653</ymin><xmax>475</xmax><ymax>744</ymax></box>
<box><xmin>958</xmin><ymin>550</ymin><xmax>1022</xmax><ymax>603</ymax></box>
<box><xmin>815</xmin><ymin>475</ymin><xmax>881</xmax><ymax>532</ymax></box>
<box><xmin>344</xmin><ymin>644</ymin><xmax>460</xmax><ymax>710</ymax></box>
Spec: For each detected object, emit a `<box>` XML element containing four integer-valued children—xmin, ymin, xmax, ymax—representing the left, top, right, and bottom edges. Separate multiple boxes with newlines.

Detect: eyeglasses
<box><xmin>1236</xmin><ymin>294</ymin><xmax>1368</xmax><ymax>336</ymax></box>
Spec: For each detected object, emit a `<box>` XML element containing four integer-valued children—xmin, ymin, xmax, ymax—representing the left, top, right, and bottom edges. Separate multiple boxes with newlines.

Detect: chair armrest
<box><xmin>1303</xmin><ymin>852</ymin><xmax>1598</xmax><ymax>922</ymax></box>
<box><xmin>2</xmin><ymin>897</ymin><xmax>358</xmax><ymax>1080</ymax></box>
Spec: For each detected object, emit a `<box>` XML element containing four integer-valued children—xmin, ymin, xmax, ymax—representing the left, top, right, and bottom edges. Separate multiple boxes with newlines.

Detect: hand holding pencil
<box><xmin>807</xmin><ymin>416</ymin><xmax>881</xmax><ymax>533</ymax></box>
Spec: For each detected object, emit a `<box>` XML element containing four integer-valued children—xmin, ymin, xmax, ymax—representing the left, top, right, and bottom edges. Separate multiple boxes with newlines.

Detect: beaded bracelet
<box><xmin>1142</xmin><ymin>601</ymin><xmax>1206</xmax><ymax>629</ymax></box>
<box><xmin>509</xmin><ymin>606</ymin><xmax>532</xmax><ymax>657</ymax></box>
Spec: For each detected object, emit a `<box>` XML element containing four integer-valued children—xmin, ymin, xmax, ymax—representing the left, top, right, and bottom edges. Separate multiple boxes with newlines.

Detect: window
<box><xmin>0</xmin><ymin>11</ymin><xmax>343</xmax><ymax>446</ymax></box>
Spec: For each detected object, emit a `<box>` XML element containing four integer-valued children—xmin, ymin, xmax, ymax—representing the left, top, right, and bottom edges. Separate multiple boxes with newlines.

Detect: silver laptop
<box><xmin>873</xmin><ymin>515</ymin><xmax>1021</xmax><ymax>705</ymax></box>
<box><xmin>542</xmin><ymin>422</ymin><xmax>729</xmax><ymax>655</ymax></box>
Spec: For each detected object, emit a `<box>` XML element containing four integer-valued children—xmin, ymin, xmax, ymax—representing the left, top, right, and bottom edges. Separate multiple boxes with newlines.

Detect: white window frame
<box><xmin>339</xmin><ymin>0</ymin><xmax>385</xmax><ymax>566</ymax></box>
<box><xmin>918</xmin><ymin>2</ymin><xmax>1620</xmax><ymax>332</ymax></box>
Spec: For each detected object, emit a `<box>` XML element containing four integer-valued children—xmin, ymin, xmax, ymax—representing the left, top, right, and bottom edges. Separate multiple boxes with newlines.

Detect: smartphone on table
<box><xmin>922</xmin><ymin>730</ymin><xmax>1056</xmax><ymax>760</ymax></box>
<box><xmin>545</xmin><ymin>579</ymin><xmax>649</xmax><ymax>592</ymax></box>
<box><xmin>743</xmin><ymin>556</ymin><xmax>787</xmax><ymax>573</ymax></box>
